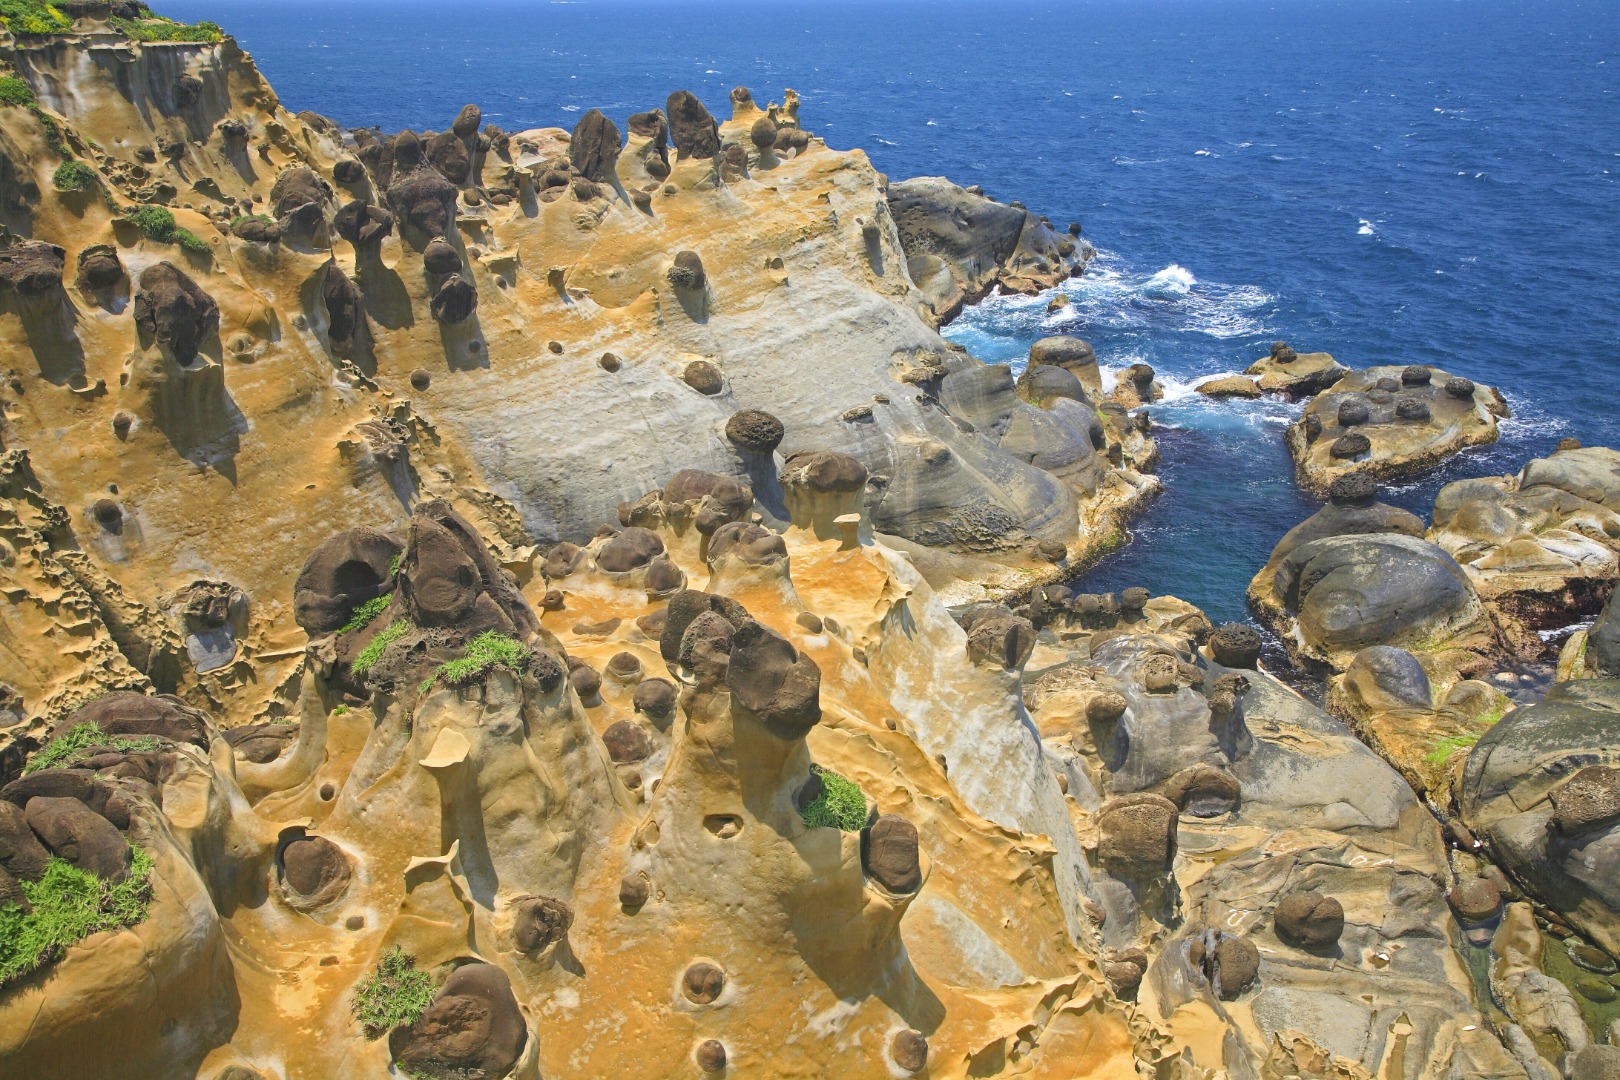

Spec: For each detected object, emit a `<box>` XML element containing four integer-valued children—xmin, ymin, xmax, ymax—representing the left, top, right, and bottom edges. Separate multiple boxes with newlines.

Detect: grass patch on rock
<box><xmin>420</xmin><ymin>632</ymin><xmax>530</xmax><ymax>694</ymax></box>
<box><xmin>174</xmin><ymin>227</ymin><xmax>209</xmax><ymax>254</ymax></box>
<box><xmin>340</xmin><ymin>595</ymin><xmax>392</xmax><ymax>636</ymax></box>
<box><xmin>0</xmin><ymin>75</ymin><xmax>36</xmax><ymax>106</ymax></box>
<box><xmin>797</xmin><ymin>765</ymin><xmax>867</xmax><ymax>831</ymax></box>
<box><xmin>352</xmin><ymin>945</ymin><xmax>436</xmax><ymax>1040</ymax></box>
<box><xmin>351</xmin><ymin>619</ymin><xmax>412</xmax><ymax>677</ymax></box>
<box><xmin>0</xmin><ymin>845</ymin><xmax>155</xmax><ymax>987</ymax></box>
<box><xmin>24</xmin><ymin>721</ymin><xmax>160</xmax><ymax>774</ymax></box>
<box><xmin>124</xmin><ymin>204</ymin><xmax>176</xmax><ymax>242</ymax></box>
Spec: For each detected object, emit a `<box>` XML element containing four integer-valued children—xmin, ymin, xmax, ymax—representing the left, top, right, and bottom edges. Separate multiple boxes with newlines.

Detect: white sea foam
<box><xmin>1141</xmin><ymin>264</ymin><xmax>1196</xmax><ymax>300</ymax></box>
<box><xmin>1358</xmin><ymin>219</ymin><xmax>1376</xmax><ymax>236</ymax></box>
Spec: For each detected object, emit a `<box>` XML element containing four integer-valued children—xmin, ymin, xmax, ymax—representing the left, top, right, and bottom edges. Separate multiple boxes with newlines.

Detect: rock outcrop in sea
<box><xmin>1</xmin><ymin>7</ymin><xmax>1619</xmax><ymax>1080</ymax></box>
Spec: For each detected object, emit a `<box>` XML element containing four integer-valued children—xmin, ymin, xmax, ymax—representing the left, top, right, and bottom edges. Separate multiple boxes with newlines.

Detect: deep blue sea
<box><xmin>167</xmin><ymin>0</ymin><xmax>1620</xmax><ymax>624</ymax></box>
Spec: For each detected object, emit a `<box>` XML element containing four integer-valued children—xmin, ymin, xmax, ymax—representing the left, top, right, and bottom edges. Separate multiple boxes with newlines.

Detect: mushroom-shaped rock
<box><xmin>1188</xmin><ymin>930</ymin><xmax>1260</xmax><ymax>999</ymax></box>
<box><xmin>333</xmin><ymin>199</ymin><xmax>394</xmax><ymax>247</ymax></box>
<box><xmin>1164</xmin><ymin>765</ymin><xmax>1241</xmax><ymax>818</ymax></box>
<box><xmin>270</xmin><ymin>167</ymin><xmax>332</xmax><ymax>237</ymax></box>
<box><xmin>389</xmin><ymin>962</ymin><xmax>526</xmax><ymax>1080</ymax></box>
<box><xmin>633</xmin><ymin>678</ymin><xmax>677</xmax><ymax>722</ymax></box>
<box><xmin>1396</xmin><ymin>397</ymin><xmax>1432</xmax><ymax>422</ymax></box>
<box><xmin>75</xmin><ymin>244</ymin><xmax>124</xmax><ymax>291</ymax></box>
<box><xmin>1273</xmin><ymin>891</ymin><xmax>1345</xmax><ymax>950</ymax></box>
<box><xmin>682</xmin><ymin>360</ymin><xmax>723</xmax><ymax>394</ymax></box>
<box><xmin>708</xmin><ymin>521</ymin><xmax>786</xmax><ymax>565</ymax></box>
<box><xmin>0</xmin><ymin>800</ymin><xmax>51</xmax><ymax>881</ymax></box>
<box><xmin>24</xmin><ymin>797</ymin><xmax>130</xmax><ymax>883</ymax></box>
<box><xmin>666</xmin><ymin>90</ymin><xmax>721</xmax><ymax>159</ymax></box>
<box><xmin>1209</xmin><ymin>623</ymin><xmax>1262</xmax><ymax>669</ymax></box>
<box><xmin>750</xmin><ymin>116</ymin><xmax>777</xmax><ymax>150</ymax></box>
<box><xmin>965</xmin><ymin>612</ymin><xmax>1036</xmax><ymax>670</ymax></box>
<box><xmin>512</xmin><ymin>895</ymin><xmax>573</xmax><ymax>953</ymax></box>
<box><xmin>664</xmin><ymin>470</ymin><xmax>754</xmax><ymax>533</ymax></box>
<box><xmin>681</xmin><ymin>961</ymin><xmax>726</xmax><ymax>1004</ymax></box>
<box><xmin>388</xmin><ymin>167</ymin><xmax>458</xmax><ymax>237</ymax></box>
<box><xmin>667</xmin><ymin>249</ymin><xmax>706</xmax><ymax>291</ymax></box>
<box><xmin>280</xmin><ymin>835</ymin><xmax>351</xmax><ymax>907</ymax></box>
<box><xmin>597</xmin><ymin>527</ymin><xmax>665</xmax><ymax>572</ymax></box>
<box><xmin>321</xmin><ymin>261</ymin><xmax>363</xmax><ymax>345</ymax></box>
<box><xmin>619</xmin><ymin>873</ymin><xmax>650</xmax><ymax>910</ymax></box>
<box><xmin>891</xmin><ymin>1029</ymin><xmax>929</xmax><ymax>1073</ymax></box>
<box><xmin>727</xmin><ymin>620</ymin><xmax>821</xmax><ymax>739</ymax></box>
<box><xmin>451</xmin><ymin>104</ymin><xmax>482</xmax><ymax>139</ymax></box>
<box><xmin>602</xmin><ymin>720</ymin><xmax>653</xmax><ymax>764</ymax></box>
<box><xmin>542</xmin><ymin>542</ymin><xmax>586</xmax><ymax>579</ymax></box>
<box><xmin>0</xmin><ymin>240</ymin><xmax>66</xmax><ymax>296</ymax></box>
<box><xmin>1329</xmin><ymin>472</ymin><xmax>1378</xmax><ymax>507</ymax></box>
<box><xmin>421</xmin><ymin>237</ymin><xmax>461</xmax><ymax>276</ymax></box>
<box><xmin>134</xmin><ymin>262</ymin><xmax>219</xmax><ymax>365</ymax></box>
<box><xmin>1097</xmin><ymin>793</ymin><xmax>1178</xmax><ymax>876</ymax></box>
<box><xmin>725</xmin><ymin>409</ymin><xmax>784</xmax><ymax>454</ymax></box>
<box><xmin>569</xmin><ymin>109</ymin><xmax>622</xmax><ymax>183</ymax></box>
<box><xmin>1401</xmin><ymin>365</ymin><xmax>1432</xmax><ymax>386</ymax></box>
<box><xmin>862</xmin><ymin>815</ymin><xmax>922</xmax><ymax>894</ymax></box>
<box><xmin>569</xmin><ymin>664</ymin><xmax>602</xmax><ymax>705</ymax></box>
<box><xmin>1330</xmin><ymin>432</ymin><xmax>1371</xmax><ymax>459</ymax></box>
<box><xmin>293</xmin><ymin>528</ymin><xmax>402</xmax><ymax>634</ymax></box>
<box><xmin>430</xmin><ymin>274</ymin><xmax>477</xmax><ymax>324</ymax></box>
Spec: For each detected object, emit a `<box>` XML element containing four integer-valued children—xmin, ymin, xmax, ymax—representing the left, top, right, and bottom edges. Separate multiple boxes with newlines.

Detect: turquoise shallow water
<box><xmin>167</xmin><ymin>0</ymin><xmax>1620</xmax><ymax>623</ymax></box>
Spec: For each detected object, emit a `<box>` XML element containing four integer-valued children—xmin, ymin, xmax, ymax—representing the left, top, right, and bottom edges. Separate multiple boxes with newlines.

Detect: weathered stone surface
<box><xmin>1272</xmin><ymin>891</ymin><xmax>1344</xmax><ymax>950</ymax></box>
<box><xmin>389</xmin><ymin>963</ymin><xmax>526</xmax><ymax>1080</ymax></box>
<box><xmin>665</xmin><ymin>91</ymin><xmax>720</xmax><ymax>159</ymax></box>
<box><xmin>25</xmin><ymin>796</ymin><xmax>130</xmax><ymax>882</ymax></box>
<box><xmin>862</xmin><ymin>814</ymin><xmax>921</xmax><ymax>893</ymax></box>
<box><xmin>569</xmin><ymin>109</ymin><xmax>622</xmax><ymax>182</ymax></box>
<box><xmin>293</xmin><ymin>528</ymin><xmax>401</xmax><ymax>634</ymax></box>
<box><xmin>134</xmin><ymin>262</ymin><xmax>219</xmax><ymax>364</ymax></box>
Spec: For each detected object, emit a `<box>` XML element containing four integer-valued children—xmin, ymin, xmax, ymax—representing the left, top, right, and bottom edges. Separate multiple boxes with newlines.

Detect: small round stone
<box><xmin>409</xmin><ymin>368</ymin><xmax>432</xmax><ymax>391</ymax></box>
<box><xmin>1330</xmin><ymin>432</ymin><xmax>1371</xmax><ymax>459</ymax></box>
<box><xmin>1337</xmin><ymin>399</ymin><xmax>1370</xmax><ymax>427</ymax></box>
<box><xmin>682</xmin><ymin>961</ymin><xmax>725</xmax><ymax>1004</ymax></box>
<box><xmin>1401</xmin><ymin>364</ymin><xmax>1432</xmax><ymax>386</ymax></box>
<box><xmin>1273</xmin><ymin>890</ymin><xmax>1345</xmax><ymax>950</ymax></box>
<box><xmin>696</xmin><ymin>1040</ymin><xmax>727</xmax><ymax>1072</ymax></box>
<box><xmin>725</xmin><ymin>409</ymin><xmax>784</xmax><ymax>453</ymax></box>
<box><xmin>891</xmin><ymin>1029</ymin><xmax>928</xmax><ymax>1073</ymax></box>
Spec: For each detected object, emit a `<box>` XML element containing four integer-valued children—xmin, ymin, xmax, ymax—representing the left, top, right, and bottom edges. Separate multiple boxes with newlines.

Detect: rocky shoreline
<box><xmin>0</xmin><ymin>6</ymin><xmax>1618</xmax><ymax>1080</ymax></box>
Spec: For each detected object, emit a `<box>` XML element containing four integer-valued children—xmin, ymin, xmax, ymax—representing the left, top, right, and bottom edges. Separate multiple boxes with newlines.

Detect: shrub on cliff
<box><xmin>52</xmin><ymin>160</ymin><xmax>95</xmax><ymax>191</ymax></box>
<box><xmin>0</xmin><ymin>76</ymin><xmax>36</xmax><ymax>106</ymax></box>
<box><xmin>0</xmin><ymin>1</ymin><xmax>73</xmax><ymax>37</ymax></box>
<box><xmin>24</xmin><ymin>720</ymin><xmax>159</xmax><ymax>774</ymax></box>
<box><xmin>124</xmin><ymin>204</ymin><xmax>176</xmax><ymax>242</ymax></box>
<box><xmin>0</xmin><ymin>845</ymin><xmax>155</xmax><ymax>987</ymax></box>
<box><xmin>111</xmin><ymin>5</ymin><xmax>223</xmax><ymax>43</ymax></box>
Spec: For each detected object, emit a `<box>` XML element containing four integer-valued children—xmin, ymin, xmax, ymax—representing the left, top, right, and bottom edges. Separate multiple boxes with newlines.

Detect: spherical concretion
<box><xmin>725</xmin><ymin>409</ymin><xmax>785</xmax><ymax>453</ymax></box>
<box><xmin>682</xmin><ymin>961</ymin><xmax>726</xmax><ymax>1004</ymax></box>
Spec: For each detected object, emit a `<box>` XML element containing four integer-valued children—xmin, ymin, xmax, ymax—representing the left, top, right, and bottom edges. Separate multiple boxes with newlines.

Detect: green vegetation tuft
<box><xmin>797</xmin><ymin>765</ymin><xmax>867</xmax><ymax>831</ymax></box>
<box><xmin>426</xmin><ymin>631</ymin><xmax>530</xmax><ymax>691</ymax></box>
<box><xmin>351</xmin><ymin>946</ymin><xmax>436</xmax><ymax>1040</ymax></box>
<box><xmin>351</xmin><ymin>619</ymin><xmax>412</xmax><ymax>677</ymax></box>
<box><xmin>1425</xmin><ymin>733</ymin><xmax>1481</xmax><ymax>767</ymax></box>
<box><xmin>230</xmin><ymin>212</ymin><xmax>274</xmax><ymax>228</ymax></box>
<box><xmin>51</xmin><ymin>160</ymin><xmax>94</xmax><ymax>191</ymax></box>
<box><xmin>24</xmin><ymin>721</ymin><xmax>160</xmax><ymax>775</ymax></box>
<box><xmin>0</xmin><ymin>845</ymin><xmax>154</xmax><ymax>987</ymax></box>
<box><xmin>0</xmin><ymin>1</ymin><xmax>72</xmax><ymax>37</ymax></box>
<box><xmin>110</xmin><ymin>5</ymin><xmax>223</xmax><ymax>44</ymax></box>
<box><xmin>339</xmin><ymin>594</ymin><xmax>392</xmax><ymax>636</ymax></box>
<box><xmin>173</xmin><ymin>227</ymin><xmax>209</xmax><ymax>254</ymax></box>
<box><xmin>0</xmin><ymin>75</ymin><xmax>36</xmax><ymax>106</ymax></box>
<box><xmin>123</xmin><ymin>204</ymin><xmax>176</xmax><ymax>243</ymax></box>
<box><xmin>389</xmin><ymin>552</ymin><xmax>404</xmax><ymax>576</ymax></box>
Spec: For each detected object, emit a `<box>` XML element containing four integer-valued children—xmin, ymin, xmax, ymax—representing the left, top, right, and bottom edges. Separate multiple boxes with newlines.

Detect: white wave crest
<box><xmin>1141</xmin><ymin>264</ymin><xmax>1196</xmax><ymax>300</ymax></box>
<box><xmin>1358</xmin><ymin>219</ymin><xmax>1376</xmax><ymax>236</ymax></box>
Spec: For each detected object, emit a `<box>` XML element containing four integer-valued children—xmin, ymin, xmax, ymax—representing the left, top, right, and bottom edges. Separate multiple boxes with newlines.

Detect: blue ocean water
<box><xmin>167</xmin><ymin>0</ymin><xmax>1620</xmax><ymax>624</ymax></box>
